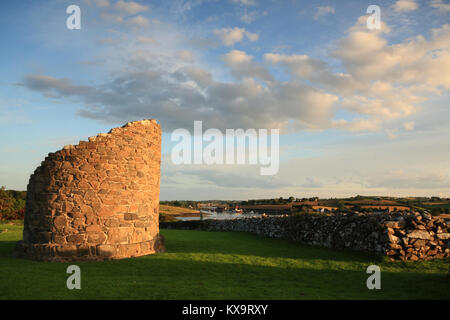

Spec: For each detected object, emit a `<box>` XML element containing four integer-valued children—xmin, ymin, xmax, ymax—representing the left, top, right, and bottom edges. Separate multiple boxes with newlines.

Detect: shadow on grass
<box><xmin>160</xmin><ymin>229</ymin><xmax>383</xmax><ymax>263</ymax></box>
<box><xmin>1</xmin><ymin>229</ymin><xmax>381</xmax><ymax>264</ymax></box>
<box><xmin>1</xmin><ymin>250</ymin><xmax>449</xmax><ymax>300</ymax></box>
<box><xmin>0</xmin><ymin>231</ymin><xmax>449</xmax><ymax>299</ymax></box>
<box><xmin>0</xmin><ymin>241</ymin><xmax>17</xmax><ymax>258</ymax></box>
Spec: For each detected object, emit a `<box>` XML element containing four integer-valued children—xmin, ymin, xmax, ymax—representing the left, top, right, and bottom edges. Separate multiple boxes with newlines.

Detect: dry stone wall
<box><xmin>15</xmin><ymin>119</ymin><xmax>165</xmax><ymax>262</ymax></box>
<box><xmin>162</xmin><ymin>212</ymin><xmax>450</xmax><ymax>261</ymax></box>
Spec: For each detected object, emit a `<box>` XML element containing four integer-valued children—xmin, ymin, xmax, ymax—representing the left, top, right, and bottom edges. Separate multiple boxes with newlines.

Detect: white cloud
<box><xmin>214</xmin><ymin>27</ymin><xmax>259</xmax><ymax>46</ymax></box>
<box><xmin>278</xmin><ymin>132</ymin><xmax>450</xmax><ymax>195</ymax></box>
<box><xmin>364</xmin><ymin>170</ymin><xmax>450</xmax><ymax>189</ymax></box>
<box><xmin>264</xmin><ymin>19</ymin><xmax>450</xmax><ymax>132</ymax></box>
<box><xmin>97</xmin><ymin>37</ymin><xmax>122</xmax><ymax>45</ymax></box>
<box><xmin>430</xmin><ymin>0</ymin><xmax>450</xmax><ymax>11</ymax></box>
<box><xmin>114</xmin><ymin>0</ymin><xmax>148</xmax><ymax>15</ymax></box>
<box><xmin>127</xmin><ymin>15</ymin><xmax>150</xmax><ymax>27</ymax></box>
<box><xmin>176</xmin><ymin>50</ymin><xmax>194</xmax><ymax>62</ymax></box>
<box><xmin>393</xmin><ymin>0</ymin><xmax>418</xmax><ymax>12</ymax></box>
<box><xmin>241</xmin><ymin>10</ymin><xmax>258</xmax><ymax>23</ymax></box>
<box><xmin>330</xmin><ymin>22</ymin><xmax>450</xmax><ymax>129</ymax></box>
<box><xmin>403</xmin><ymin>121</ymin><xmax>415</xmax><ymax>130</ymax></box>
<box><xmin>181</xmin><ymin>66</ymin><xmax>213</xmax><ymax>88</ymax></box>
<box><xmin>386</xmin><ymin>128</ymin><xmax>398</xmax><ymax>139</ymax></box>
<box><xmin>264</xmin><ymin>53</ymin><xmax>329</xmax><ymax>79</ymax></box>
<box><xmin>314</xmin><ymin>6</ymin><xmax>335</xmax><ymax>20</ymax></box>
<box><xmin>333</xmin><ymin>22</ymin><xmax>450</xmax><ymax>88</ymax></box>
<box><xmin>136</xmin><ymin>36</ymin><xmax>158</xmax><ymax>44</ymax></box>
<box><xmin>95</xmin><ymin>0</ymin><xmax>150</xmax><ymax>26</ymax></box>
<box><xmin>8</xmin><ymin>0</ymin><xmax>450</xmax><ymax>197</ymax></box>
<box><xmin>223</xmin><ymin>50</ymin><xmax>273</xmax><ymax>81</ymax></box>
<box><xmin>245</xmin><ymin>30</ymin><xmax>259</xmax><ymax>41</ymax></box>
<box><xmin>223</xmin><ymin>49</ymin><xmax>252</xmax><ymax>64</ymax></box>
<box><xmin>20</xmin><ymin>54</ymin><xmax>338</xmax><ymax>133</ymax></box>
<box><xmin>172</xmin><ymin>167</ymin><xmax>291</xmax><ymax>189</ymax></box>
<box><xmin>158</xmin><ymin>129</ymin><xmax>450</xmax><ymax>199</ymax></box>
<box><xmin>332</xmin><ymin>118</ymin><xmax>381</xmax><ymax>132</ymax></box>
<box><xmin>93</xmin><ymin>0</ymin><xmax>110</xmax><ymax>8</ymax></box>
<box><xmin>232</xmin><ymin>0</ymin><xmax>256</xmax><ymax>6</ymax></box>
<box><xmin>19</xmin><ymin>15</ymin><xmax>450</xmax><ymax>136</ymax></box>
<box><xmin>100</xmin><ymin>12</ymin><xmax>124</xmax><ymax>24</ymax></box>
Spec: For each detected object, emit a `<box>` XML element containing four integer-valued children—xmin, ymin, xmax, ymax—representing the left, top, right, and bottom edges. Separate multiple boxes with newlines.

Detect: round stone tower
<box><xmin>15</xmin><ymin>119</ymin><xmax>165</xmax><ymax>261</ymax></box>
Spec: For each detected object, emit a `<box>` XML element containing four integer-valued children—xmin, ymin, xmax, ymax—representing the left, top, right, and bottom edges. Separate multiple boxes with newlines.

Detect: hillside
<box><xmin>159</xmin><ymin>205</ymin><xmax>202</xmax><ymax>222</ymax></box>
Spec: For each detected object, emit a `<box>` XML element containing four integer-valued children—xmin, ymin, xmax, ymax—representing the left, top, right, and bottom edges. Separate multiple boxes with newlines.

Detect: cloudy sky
<box><xmin>0</xmin><ymin>0</ymin><xmax>449</xmax><ymax>199</ymax></box>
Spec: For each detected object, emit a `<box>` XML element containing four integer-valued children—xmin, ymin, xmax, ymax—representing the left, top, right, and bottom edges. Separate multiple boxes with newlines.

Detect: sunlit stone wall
<box><xmin>15</xmin><ymin>119</ymin><xmax>165</xmax><ymax>261</ymax></box>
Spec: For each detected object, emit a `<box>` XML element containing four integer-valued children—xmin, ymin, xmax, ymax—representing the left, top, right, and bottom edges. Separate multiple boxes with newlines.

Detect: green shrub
<box><xmin>0</xmin><ymin>187</ymin><xmax>26</xmax><ymax>220</ymax></box>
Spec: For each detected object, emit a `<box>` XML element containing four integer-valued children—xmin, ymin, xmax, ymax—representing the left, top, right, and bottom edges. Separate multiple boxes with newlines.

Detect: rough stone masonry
<box><xmin>162</xmin><ymin>211</ymin><xmax>450</xmax><ymax>261</ymax></box>
<box><xmin>15</xmin><ymin>119</ymin><xmax>165</xmax><ymax>262</ymax></box>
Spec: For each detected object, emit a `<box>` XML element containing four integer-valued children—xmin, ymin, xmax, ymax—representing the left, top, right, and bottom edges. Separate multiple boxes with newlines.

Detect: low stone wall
<box><xmin>161</xmin><ymin>212</ymin><xmax>450</xmax><ymax>261</ymax></box>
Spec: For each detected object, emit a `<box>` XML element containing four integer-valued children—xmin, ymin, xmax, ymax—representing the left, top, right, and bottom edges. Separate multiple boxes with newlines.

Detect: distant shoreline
<box><xmin>159</xmin><ymin>205</ymin><xmax>212</xmax><ymax>222</ymax></box>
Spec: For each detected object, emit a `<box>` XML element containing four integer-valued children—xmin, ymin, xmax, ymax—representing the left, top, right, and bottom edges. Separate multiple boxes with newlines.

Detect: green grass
<box><xmin>0</xmin><ymin>221</ymin><xmax>449</xmax><ymax>300</ymax></box>
<box><xmin>421</xmin><ymin>203</ymin><xmax>450</xmax><ymax>210</ymax></box>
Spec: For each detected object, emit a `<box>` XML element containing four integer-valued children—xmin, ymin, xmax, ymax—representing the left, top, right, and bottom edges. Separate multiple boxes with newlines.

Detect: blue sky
<box><xmin>1</xmin><ymin>0</ymin><xmax>449</xmax><ymax>199</ymax></box>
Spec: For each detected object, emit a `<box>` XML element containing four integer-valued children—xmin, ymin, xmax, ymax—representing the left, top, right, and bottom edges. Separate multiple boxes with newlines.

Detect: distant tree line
<box><xmin>160</xmin><ymin>200</ymin><xmax>197</xmax><ymax>208</ymax></box>
<box><xmin>0</xmin><ymin>187</ymin><xmax>26</xmax><ymax>220</ymax></box>
<box><xmin>239</xmin><ymin>197</ymin><xmax>319</xmax><ymax>206</ymax></box>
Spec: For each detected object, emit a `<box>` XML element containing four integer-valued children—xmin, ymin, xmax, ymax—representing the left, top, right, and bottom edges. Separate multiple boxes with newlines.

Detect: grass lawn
<box><xmin>0</xmin><ymin>221</ymin><xmax>449</xmax><ymax>300</ymax></box>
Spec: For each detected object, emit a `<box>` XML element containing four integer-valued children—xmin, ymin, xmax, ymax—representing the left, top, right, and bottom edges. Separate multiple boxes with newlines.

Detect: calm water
<box><xmin>176</xmin><ymin>210</ymin><xmax>262</xmax><ymax>221</ymax></box>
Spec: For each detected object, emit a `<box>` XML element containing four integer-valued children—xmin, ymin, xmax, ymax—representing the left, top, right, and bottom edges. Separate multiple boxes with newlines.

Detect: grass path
<box><xmin>0</xmin><ymin>222</ymin><xmax>449</xmax><ymax>299</ymax></box>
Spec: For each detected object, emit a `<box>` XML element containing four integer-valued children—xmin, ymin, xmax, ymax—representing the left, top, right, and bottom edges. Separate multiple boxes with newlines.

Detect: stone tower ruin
<box><xmin>15</xmin><ymin>119</ymin><xmax>165</xmax><ymax>261</ymax></box>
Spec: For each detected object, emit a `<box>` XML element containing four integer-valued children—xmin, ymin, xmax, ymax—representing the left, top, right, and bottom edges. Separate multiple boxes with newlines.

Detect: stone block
<box><xmin>66</xmin><ymin>234</ymin><xmax>85</xmax><ymax>245</ymax></box>
<box><xmin>97</xmin><ymin>244</ymin><xmax>116</xmax><ymax>257</ymax></box>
